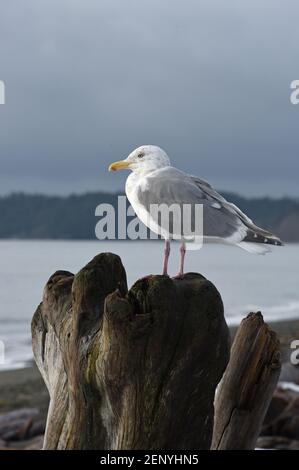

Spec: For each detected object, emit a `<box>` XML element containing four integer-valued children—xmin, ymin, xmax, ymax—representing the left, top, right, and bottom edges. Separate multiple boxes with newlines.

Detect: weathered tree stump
<box><xmin>212</xmin><ymin>312</ymin><xmax>281</xmax><ymax>450</ymax></box>
<box><xmin>32</xmin><ymin>253</ymin><xmax>230</xmax><ymax>450</ymax></box>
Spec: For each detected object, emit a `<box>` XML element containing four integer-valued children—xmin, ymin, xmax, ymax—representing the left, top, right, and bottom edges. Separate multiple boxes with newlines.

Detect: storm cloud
<box><xmin>0</xmin><ymin>0</ymin><xmax>298</xmax><ymax>196</ymax></box>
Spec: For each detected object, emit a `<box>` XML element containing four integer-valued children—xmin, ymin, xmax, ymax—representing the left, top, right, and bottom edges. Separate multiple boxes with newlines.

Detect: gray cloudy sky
<box><xmin>0</xmin><ymin>0</ymin><xmax>298</xmax><ymax>197</ymax></box>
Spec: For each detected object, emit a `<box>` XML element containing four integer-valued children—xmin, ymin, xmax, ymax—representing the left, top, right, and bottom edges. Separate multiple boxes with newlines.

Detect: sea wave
<box><xmin>227</xmin><ymin>300</ymin><xmax>299</xmax><ymax>325</ymax></box>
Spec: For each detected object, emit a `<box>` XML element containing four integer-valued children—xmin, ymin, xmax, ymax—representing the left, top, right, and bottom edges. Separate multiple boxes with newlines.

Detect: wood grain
<box><xmin>32</xmin><ymin>253</ymin><xmax>230</xmax><ymax>450</ymax></box>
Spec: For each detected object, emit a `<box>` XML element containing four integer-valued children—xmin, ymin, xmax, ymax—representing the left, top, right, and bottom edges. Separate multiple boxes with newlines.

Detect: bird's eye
<box><xmin>137</xmin><ymin>152</ymin><xmax>144</xmax><ymax>159</ymax></box>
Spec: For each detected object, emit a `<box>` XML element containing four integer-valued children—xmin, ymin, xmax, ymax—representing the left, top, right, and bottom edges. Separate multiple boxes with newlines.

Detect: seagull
<box><xmin>108</xmin><ymin>145</ymin><xmax>283</xmax><ymax>277</ymax></box>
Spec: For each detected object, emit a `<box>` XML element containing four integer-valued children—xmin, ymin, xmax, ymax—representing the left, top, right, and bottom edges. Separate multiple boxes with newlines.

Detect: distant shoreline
<box><xmin>0</xmin><ymin>191</ymin><xmax>298</xmax><ymax>241</ymax></box>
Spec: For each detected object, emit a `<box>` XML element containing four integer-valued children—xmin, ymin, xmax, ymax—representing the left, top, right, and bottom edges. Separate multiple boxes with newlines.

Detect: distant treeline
<box><xmin>0</xmin><ymin>192</ymin><xmax>298</xmax><ymax>241</ymax></box>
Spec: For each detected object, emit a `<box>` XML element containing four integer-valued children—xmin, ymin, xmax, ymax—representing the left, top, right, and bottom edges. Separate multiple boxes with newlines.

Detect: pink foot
<box><xmin>173</xmin><ymin>273</ymin><xmax>184</xmax><ymax>280</ymax></box>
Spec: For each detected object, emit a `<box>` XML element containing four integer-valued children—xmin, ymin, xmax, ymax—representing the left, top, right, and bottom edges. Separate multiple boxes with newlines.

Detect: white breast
<box><xmin>125</xmin><ymin>173</ymin><xmax>168</xmax><ymax>239</ymax></box>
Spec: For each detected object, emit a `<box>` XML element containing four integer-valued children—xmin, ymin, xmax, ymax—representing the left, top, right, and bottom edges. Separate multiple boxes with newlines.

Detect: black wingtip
<box><xmin>244</xmin><ymin>230</ymin><xmax>283</xmax><ymax>246</ymax></box>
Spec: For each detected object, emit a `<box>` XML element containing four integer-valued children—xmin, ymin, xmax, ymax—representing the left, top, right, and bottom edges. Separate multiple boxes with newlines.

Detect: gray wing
<box><xmin>190</xmin><ymin>173</ymin><xmax>282</xmax><ymax>244</ymax></box>
<box><xmin>137</xmin><ymin>167</ymin><xmax>245</xmax><ymax>240</ymax></box>
<box><xmin>137</xmin><ymin>167</ymin><xmax>282</xmax><ymax>245</ymax></box>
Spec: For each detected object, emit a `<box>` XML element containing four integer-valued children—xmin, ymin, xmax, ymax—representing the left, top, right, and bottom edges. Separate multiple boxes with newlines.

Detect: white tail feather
<box><xmin>237</xmin><ymin>241</ymin><xmax>272</xmax><ymax>255</ymax></box>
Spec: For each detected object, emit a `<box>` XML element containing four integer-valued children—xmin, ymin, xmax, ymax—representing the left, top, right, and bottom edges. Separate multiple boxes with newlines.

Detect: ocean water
<box><xmin>0</xmin><ymin>240</ymin><xmax>298</xmax><ymax>370</ymax></box>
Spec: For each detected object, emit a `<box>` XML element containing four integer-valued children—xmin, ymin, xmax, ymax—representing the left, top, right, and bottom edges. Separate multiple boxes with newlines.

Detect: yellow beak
<box><xmin>108</xmin><ymin>160</ymin><xmax>130</xmax><ymax>172</ymax></box>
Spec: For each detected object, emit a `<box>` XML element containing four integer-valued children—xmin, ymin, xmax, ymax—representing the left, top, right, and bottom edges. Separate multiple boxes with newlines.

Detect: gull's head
<box><xmin>108</xmin><ymin>145</ymin><xmax>170</xmax><ymax>174</ymax></box>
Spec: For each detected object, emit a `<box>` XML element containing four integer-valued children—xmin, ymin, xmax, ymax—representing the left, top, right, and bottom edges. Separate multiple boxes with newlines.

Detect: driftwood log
<box><xmin>0</xmin><ymin>408</ymin><xmax>44</xmax><ymax>442</ymax></box>
<box><xmin>31</xmin><ymin>253</ymin><xmax>230</xmax><ymax>450</ymax></box>
<box><xmin>212</xmin><ymin>312</ymin><xmax>281</xmax><ymax>450</ymax></box>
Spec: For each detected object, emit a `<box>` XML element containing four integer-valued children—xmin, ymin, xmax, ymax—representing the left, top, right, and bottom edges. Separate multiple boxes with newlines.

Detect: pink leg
<box><xmin>162</xmin><ymin>240</ymin><xmax>170</xmax><ymax>276</ymax></box>
<box><xmin>174</xmin><ymin>242</ymin><xmax>186</xmax><ymax>278</ymax></box>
